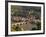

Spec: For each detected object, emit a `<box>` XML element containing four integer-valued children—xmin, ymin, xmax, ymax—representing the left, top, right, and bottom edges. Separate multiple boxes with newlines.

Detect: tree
<box><xmin>11</xmin><ymin>5</ymin><xmax>23</xmax><ymax>16</ymax></box>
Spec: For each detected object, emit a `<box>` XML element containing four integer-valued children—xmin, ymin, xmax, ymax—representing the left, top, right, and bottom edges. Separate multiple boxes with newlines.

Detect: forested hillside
<box><xmin>11</xmin><ymin>5</ymin><xmax>41</xmax><ymax>31</ymax></box>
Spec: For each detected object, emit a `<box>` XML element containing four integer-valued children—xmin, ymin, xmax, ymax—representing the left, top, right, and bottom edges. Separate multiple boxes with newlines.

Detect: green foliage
<box><xmin>32</xmin><ymin>27</ymin><xmax>37</xmax><ymax>30</ymax></box>
<box><xmin>11</xmin><ymin>5</ymin><xmax>22</xmax><ymax>16</ymax></box>
<box><xmin>11</xmin><ymin>25</ymin><xmax>16</xmax><ymax>31</ymax></box>
<box><xmin>36</xmin><ymin>22</ymin><xmax>41</xmax><ymax>30</ymax></box>
<box><xmin>13</xmin><ymin>12</ymin><xmax>21</xmax><ymax>16</ymax></box>
<box><xmin>11</xmin><ymin>24</ymin><xmax>22</xmax><ymax>31</ymax></box>
<box><xmin>15</xmin><ymin>26</ymin><xmax>21</xmax><ymax>31</ymax></box>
